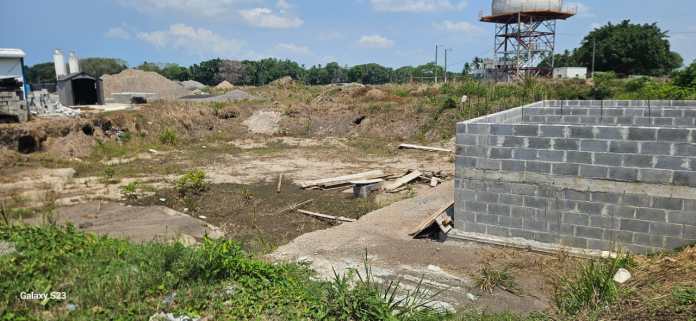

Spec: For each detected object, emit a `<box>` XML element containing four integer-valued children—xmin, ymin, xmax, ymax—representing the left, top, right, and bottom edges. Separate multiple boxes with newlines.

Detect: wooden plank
<box><xmin>277</xmin><ymin>199</ymin><xmax>314</xmax><ymax>214</ymax></box>
<box><xmin>349</xmin><ymin>178</ymin><xmax>384</xmax><ymax>185</ymax></box>
<box><xmin>296</xmin><ymin>209</ymin><xmax>356</xmax><ymax>223</ymax></box>
<box><xmin>276</xmin><ymin>174</ymin><xmax>283</xmax><ymax>193</ymax></box>
<box><xmin>429</xmin><ymin>177</ymin><xmax>439</xmax><ymax>188</ymax></box>
<box><xmin>399</xmin><ymin>144</ymin><xmax>452</xmax><ymax>153</ymax></box>
<box><xmin>383</xmin><ymin>170</ymin><xmax>423</xmax><ymax>192</ymax></box>
<box><xmin>296</xmin><ymin>170</ymin><xmax>385</xmax><ymax>189</ymax></box>
<box><xmin>409</xmin><ymin>200</ymin><xmax>454</xmax><ymax>236</ymax></box>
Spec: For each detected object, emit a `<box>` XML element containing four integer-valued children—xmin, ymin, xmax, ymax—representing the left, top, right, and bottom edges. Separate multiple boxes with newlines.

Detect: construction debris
<box><xmin>296</xmin><ymin>209</ymin><xmax>356</xmax><ymax>223</ymax></box>
<box><xmin>28</xmin><ymin>89</ymin><xmax>80</xmax><ymax>117</ymax></box>
<box><xmin>384</xmin><ymin>170</ymin><xmax>422</xmax><ymax>192</ymax></box>
<box><xmin>278</xmin><ymin>199</ymin><xmax>314</xmax><ymax>215</ymax></box>
<box><xmin>409</xmin><ymin>200</ymin><xmax>454</xmax><ymax>237</ymax></box>
<box><xmin>297</xmin><ymin>170</ymin><xmax>386</xmax><ymax>189</ymax></box>
<box><xmin>350</xmin><ymin>179</ymin><xmax>384</xmax><ymax>198</ymax></box>
<box><xmin>398</xmin><ymin>144</ymin><xmax>452</xmax><ymax>153</ymax></box>
<box><xmin>613</xmin><ymin>268</ymin><xmax>632</xmax><ymax>284</ymax></box>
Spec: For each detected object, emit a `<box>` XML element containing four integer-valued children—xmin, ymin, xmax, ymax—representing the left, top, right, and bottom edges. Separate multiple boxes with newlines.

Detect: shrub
<box><xmin>120</xmin><ymin>181</ymin><xmax>141</xmax><ymax>200</ymax></box>
<box><xmin>176</xmin><ymin>169</ymin><xmax>208</xmax><ymax>196</ymax></box>
<box><xmin>159</xmin><ymin>128</ymin><xmax>177</xmax><ymax>145</ymax></box>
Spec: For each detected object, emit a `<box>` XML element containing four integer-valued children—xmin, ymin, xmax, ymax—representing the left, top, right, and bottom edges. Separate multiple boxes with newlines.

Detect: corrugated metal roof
<box><xmin>0</xmin><ymin>48</ymin><xmax>26</xmax><ymax>58</ymax></box>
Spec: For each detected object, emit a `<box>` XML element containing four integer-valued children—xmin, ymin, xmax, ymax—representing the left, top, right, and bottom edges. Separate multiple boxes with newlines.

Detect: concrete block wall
<box><xmin>0</xmin><ymin>90</ymin><xmax>28</xmax><ymax>122</ymax></box>
<box><xmin>454</xmin><ymin>100</ymin><xmax>696</xmax><ymax>254</ymax></box>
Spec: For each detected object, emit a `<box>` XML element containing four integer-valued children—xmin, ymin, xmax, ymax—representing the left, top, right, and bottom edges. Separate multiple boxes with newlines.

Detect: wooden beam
<box><xmin>296</xmin><ymin>209</ymin><xmax>357</xmax><ymax>223</ymax></box>
<box><xmin>276</xmin><ymin>174</ymin><xmax>283</xmax><ymax>193</ymax></box>
<box><xmin>296</xmin><ymin>170</ymin><xmax>385</xmax><ymax>189</ymax></box>
<box><xmin>383</xmin><ymin>170</ymin><xmax>422</xmax><ymax>192</ymax></box>
<box><xmin>409</xmin><ymin>200</ymin><xmax>454</xmax><ymax>236</ymax></box>
<box><xmin>398</xmin><ymin>144</ymin><xmax>452</xmax><ymax>153</ymax></box>
<box><xmin>277</xmin><ymin>199</ymin><xmax>314</xmax><ymax>214</ymax></box>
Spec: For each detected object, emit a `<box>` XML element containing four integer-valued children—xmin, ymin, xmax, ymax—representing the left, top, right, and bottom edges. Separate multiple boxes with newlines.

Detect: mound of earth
<box><xmin>215</xmin><ymin>80</ymin><xmax>235</xmax><ymax>91</ymax></box>
<box><xmin>180</xmin><ymin>90</ymin><xmax>255</xmax><ymax>102</ymax></box>
<box><xmin>102</xmin><ymin>69</ymin><xmax>192</xmax><ymax>100</ymax></box>
<box><xmin>365</xmin><ymin>88</ymin><xmax>387</xmax><ymax>100</ymax></box>
<box><xmin>44</xmin><ymin>131</ymin><xmax>96</xmax><ymax>159</ymax></box>
<box><xmin>270</xmin><ymin>76</ymin><xmax>295</xmax><ymax>87</ymax></box>
<box><xmin>243</xmin><ymin>110</ymin><xmax>281</xmax><ymax>135</ymax></box>
<box><xmin>180</xmin><ymin>80</ymin><xmax>206</xmax><ymax>90</ymax></box>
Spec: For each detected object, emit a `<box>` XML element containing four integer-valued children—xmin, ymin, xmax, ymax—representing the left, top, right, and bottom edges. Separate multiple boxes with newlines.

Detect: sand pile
<box><xmin>180</xmin><ymin>80</ymin><xmax>206</xmax><ymax>91</ymax></box>
<box><xmin>243</xmin><ymin>110</ymin><xmax>281</xmax><ymax>135</ymax></box>
<box><xmin>270</xmin><ymin>76</ymin><xmax>295</xmax><ymax>87</ymax></box>
<box><xmin>215</xmin><ymin>80</ymin><xmax>235</xmax><ymax>91</ymax></box>
<box><xmin>365</xmin><ymin>88</ymin><xmax>386</xmax><ymax>100</ymax></box>
<box><xmin>44</xmin><ymin>131</ymin><xmax>96</xmax><ymax>159</ymax></box>
<box><xmin>102</xmin><ymin>69</ymin><xmax>192</xmax><ymax>100</ymax></box>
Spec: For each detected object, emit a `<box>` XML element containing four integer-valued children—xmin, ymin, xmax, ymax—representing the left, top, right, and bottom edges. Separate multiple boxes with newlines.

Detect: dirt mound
<box><xmin>365</xmin><ymin>88</ymin><xmax>387</xmax><ymax>100</ymax></box>
<box><xmin>411</xmin><ymin>85</ymin><xmax>440</xmax><ymax>96</ymax></box>
<box><xmin>270</xmin><ymin>76</ymin><xmax>295</xmax><ymax>87</ymax></box>
<box><xmin>180</xmin><ymin>90</ymin><xmax>255</xmax><ymax>102</ymax></box>
<box><xmin>215</xmin><ymin>80</ymin><xmax>235</xmax><ymax>91</ymax></box>
<box><xmin>102</xmin><ymin>69</ymin><xmax>192</xmax><ymax>100</ymax></box>
<box><xmin>243</xmin><ymin>110</ymin><xmax>281</xmax><ymax>135</ymax></box>
<box><xmin>44</xmin><ymin>131</ymin><xmax>96</xmax><ymax>159</ymax></box>
<box><xmin>180</xmin><ymin>80</ymin><xmax>206</xmax><ymax>91</ymax></box>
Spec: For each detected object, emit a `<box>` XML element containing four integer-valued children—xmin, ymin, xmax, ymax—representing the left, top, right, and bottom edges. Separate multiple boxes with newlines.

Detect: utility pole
<box><xmin>591</xmin><ymin>38</ymin><xmax>596</xmax><ymax>79</ymax></box>
<box><xmin>444</xmin><ymin>48</ymin><xmax>452</xmax><ymax>83</ymax></box>
<box><xmin>435</xmin><ymin>44</ymin><xmax>440</xmax><ymax>83</ymax></box>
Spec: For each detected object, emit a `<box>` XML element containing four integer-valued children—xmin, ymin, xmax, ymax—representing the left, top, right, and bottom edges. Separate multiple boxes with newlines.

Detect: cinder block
<box><xmin>524</xmin><ymin>219</ymin><xmax>548</xmax><ymax>232</ymax></box>
<box><xmin>552</xmin><ymin>163</ymin><xmax>579</xmax><ymax>176</ymax></box>
<box><xmin>502</xmin><ymin>136</ymin><xmax>525</xmax><ymax>148</ymax></box>
<box><xmin>476</xmin><ymin>213</ymin><xmax>500</xmax><ymax>225</ymax></box>
<box><xmin>684</xmin><ymin>225</ymin><xmax>696</xmax><ymax>239</ymax></box>
<box><xmin>620</xmin><ymin>219</ymin><xmax>650</xmax><ymax>233</ymax></box>
<box><xmin>499</xmin><ymin>194</ymin><xmax>525</xmax><ymax>206</ymax></box>
<box><xmin>563</xmin><ymin>189</ymin><xmax>589</xmax><ymax>201</ymax></box>
<box><xmin>553</xmin><ymin>139</ymin><xmax>579</xmax><ymax>151</ymax></box>
<box><xmin>577</xmin><ymin>202</ymin><xmax>605</xmax><ymax>215</ymax></box>
<box><xmin>511</xmin><ymin>206</ymin><xmax>536</xmax><ymax>220</ymax></box>
<box><xmin>657</xmin><ymin>128</ymin><xmax>690</xmax><ymax>142</ymax></box>
<box><xmin>628</xmin><ymin>128</ymin><xmax>657</xmax><ymax>141</ymax></box>
<box><xmin>634</xmin><ymin>233</ymin><xmax>665</xmax><ymax>248</ymax></box>
<box><xmin>673</xmin><ymin>171</ymin><xmax>696</xmax><ymax>187</ymax></box>
<box><xmin>499</xmin><ymin>216</ymin><xmax>523</xmax><ymax>228</ymax></box>
<box><xmin>594</xmin><ymin>153</ymin><xmax>622</xmax><ymax>166</ymax></box>
<box><xmin>589</xmin><ymin>216</ymin><xmax>619</xmax><ymax>229</ymax></box>
<box><xmin>465</xmin><ymin>201</ymin><xmax>487</xmax><ymax>213</ymax></box>
<box><xmin>609</xmin><ymin>168</ymin><xmax>638</xmax><ymax>181</ymax></box>
<box><xmin>513</xmin><ymin>149</ymin><xmax>538</xmax><ymax>160</ymax></box>
<box><xmin>509</xmin><ymin>228</ymin><xmax>534</xmax><ymax>239</ymax></box>
<box><xmin>596</xmin><ymin>127</ymin><xmax>625</xmax><ymax>140</ymax></box>
<box><xmin>528</xmin><ymin>137</ymin><xmax>552</xmax><ymax>149</ymax></box>
<box><xmin>467</xmin><ymin>123</ymin><xmax>490</xmax><ymax>134</ymax></box>
<box><xmin>490</xmin><ymin>148</ymin><xmax>512</xmax><ymax>159</ymax></box>
<box><xmin>653</xmin><ymin>197</ymin><xmax>684</xmax><ymax>211</ymax></box>
<box><xmin>456</xmin><ymin>156</ymin><xmax>477</xmax><ymax>168</ymax></box>
<box><xmin>639</xmin><ymin>169</ymin><xmax>673</xmax><ymax>184</ymax></box>
<box><xmin>525</xmin><ymin>196</ymin><xmax>548</xmax><ymax>209</ymax></box>
<box><xmin>655</xmin><ymin>157</ymin><xmax>688</xmax><ymax>171</ymax></box>
<box><xmin>477</xmin><ymin>192</ymin><xmax>499</xmax><ymax>203</ymax></box>
<box><xmin>539</xmin><ymin>150</ymin><xmax>565</xmax><ymax>162</ymax></box>
<box><xmin>488</xmin><ymin>204</ymin><xmax>511</xmax><ymax>216</ymax></box>
<box><xmin>533</xmin><ymin>232</ymin><xmax>559</xmax><ymax>243</ymax></box>
<box><xmin>664</xmin><ymin>237</ymin><xmax>689</xmax><ymax>250</ymax></box>
<box><xmin>610</xmin><ymin>141</ymin><xmax>639</xmax><ymax>154</ymax></box>
<box><xmin>456</xmin><ymin>134</ymin><xmax>478</xmax><ymax>146</ymax></box>
<box><xmin>580</xmin><ymin>140</ymin><xmax>609</xmax><ymax>152</ymax></box>
<box><xmin>650</xmin><ymin>222</ymin><xmax>683</xmax><ymax>237</ymax></box>
<box><xmin>501</xmin><ymin>160</ymin><xmax>525</xmax><ymax>172</ymax></box>
<box><xmin>623</xmin><ymin>155</ymin><xmax>653</xmax><ymax>168</ymax></box>
<box><xmin>570</xmin><ymin>127</ymin><xmax>595</xmax><ymax>139</ymax></box>
<box><xmin>491</xmin><ymin>124</ymin><xmax>514</xmax><ymax>135</ymax></box>
<box><xmin>587</xmin><ymin>239</ymin><xmax>614</xmax><ymax>251</ymax></box>
<box><xmin>514</xmin><ymin>124</ymin><xmax>539</xmax><ymax>136</ymax></box>
<box><xmin>525</xmin><ymin>161</ymin><xmax>551</xmax><ymax>174</ymax></box>
<box><xmin>604</xmin><ymin>230</ymin><xmax>634</xmax><ymax>243</ymax></box>
<box><xmin>540</xmin><ymin>125</ymin><xmax>565</xmax><ymax>137</ymax></box>
<box><xmin>463</xmin><ymin>222</ymin><xmax>487</xmax><ymax>233</ymax></box>
<box><xmin>641</xmin><ymin>142</ymin><xmax>671</xmax><ymax>155</ymax></box>
<box><xmin>668</xmin><ymin>211</ymin><xmax>696</xmax><ymax>226</ymax></box>
<box><xmin>477</xmin><ymin>159</ymin><xmax>501</xmax><ymax>170</ymax></box>
<box><xmin>560</xmin><ymin>236</ymin><xmax>588</xmax><ymax>249</ymax></box>
<box><xmin>563</xmin><ymin>212</ymin><xmax>590</xmax><ymax>226</ymax></box>
<box><xmin>636</xmin><ymin>208</ymin><xmax>667</xmax><ymax>222</ymax></box>
<box><xmin>567</xmin><ymin>151</ymin><xmax>593</xmax><ymax>164</ymax></box>
<box><xmin>509</xmin><ymin>183</ymin><xmax>537</xmax><ymax>196</ymax></box>
<box><xmin>487</xmin><ymin>225</ymin><xmax>511</xmax><ymax>237</ymax></box>
<box><xmin>622</xmin><ymin>194</ymin><xmax>652</xmax><ymax>207</ymax></box>
<box><xmin>580</xmin><ymin>165</ymin><xmax>609</xmax><ymax>179</ymax></box>
<box><xmin>576</xmin><ymin>226</ymin><xmax>604</xmax><ymax>240</ymax></box>
<box><xmin>591</xmin><ymin>192</ymin><xmax>621</xmax><ymax>204</ymax></box>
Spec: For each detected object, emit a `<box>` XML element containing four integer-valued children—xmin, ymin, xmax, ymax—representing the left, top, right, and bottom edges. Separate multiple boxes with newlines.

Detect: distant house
<box><xmin>553</xmin><ymin>67</ymin><xmax>588</xmax><ymax>80</ymax></box>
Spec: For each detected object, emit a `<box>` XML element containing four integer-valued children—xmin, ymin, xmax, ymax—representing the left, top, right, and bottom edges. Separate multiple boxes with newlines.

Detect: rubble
<box><xmin>28</xmin><ymin>89</ymin><xmax>80</xmax><ymax>117</ymax></box>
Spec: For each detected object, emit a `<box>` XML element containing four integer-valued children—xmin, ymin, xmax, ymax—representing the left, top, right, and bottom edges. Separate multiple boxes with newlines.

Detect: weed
<box><xmin>209</xmin><ymin>101</ymin><xmax>225</xmax><ymax>112</ymax></box>
<box><xmin>672</xmin><ymin>286</ymin><xmax>696</xmax><ymax>306</ymax></box>
<box><xmin>474</xmin><ymin>264</ymin><xmax>517</xmax><ymax>294</ymax></box>
<box><xmin>101</xmin><ymin>166</ymin><xmax>116</xmax><ymax>183</ymax></box>
<box><xmin>239</xmin><ymin>187</ymin><xmax>255</xmax><ymax>204</ymax></box>
<box><xmin>176</xmin><ymin>169</ymin><xmax>208</xmax><ymax>196</ymax></box>
<box><xmin>554</xmin><ymin>254</ymin><xmax>633</xmax><ymax>317</ymax></box>
<box><xmin>159</xmin><ymin>128</ymin><xmax>177</xmax><ymax>145</ymax></box>
<box><xmin>120</xmin><ymin>181</ymin><xmax>142</xmax><ymax>200</ymax></box>
<box><xmin>454</xmin><ymin>311</ymin><xmax>551</xmax><ymax>321</ymax></box>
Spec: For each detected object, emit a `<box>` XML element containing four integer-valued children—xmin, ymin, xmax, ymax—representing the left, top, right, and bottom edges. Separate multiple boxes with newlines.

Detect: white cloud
<box><xmin>136</xmin><ymin>24</ymin><xmax>244</xmax><ymax>56</ymax></box>
<box><xmin>369</xmin><ymin>0</ymin><xmax>467</xmax><ymax>12</ymax></box>
<box><xmin>275</xmin><ymin>43</ymin><xmax>311</xmax><ymax>55</ymax></box>
<box><xmin>105</xmin><ymin>26</ymin><xmax>131</xmax><ymax>39</ymax></box>
<box><xmin>276</xmin><ymin>0</ymin><xmax>292</xmax><ymax>10</ymax></box>
<box><xmin>117</xmin><ymin>0</ymin><xmax>257</xmax><ymax>17</ymax></box>
<box><xmin>358</xmin><ymin>35</ymin><xmax>395</xmax><ymax>49</ymax></box>
<box><xmin>239</xmin><ymin>8</ymin><xmax>303</xmax><ymax>28</ymax></box>
<box><xmin>434</xmin><ymin>20</ymin><xmax>483</xmax><ymax>34</ymax></box>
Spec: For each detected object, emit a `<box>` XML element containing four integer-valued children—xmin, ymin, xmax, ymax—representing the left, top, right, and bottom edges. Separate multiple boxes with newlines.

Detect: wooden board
<box><xmin>409</xmin><ymin>200</ymin><xmax>454</xmax><ymax>236</ymax></box>
<box><xmin>296</xmin><ymin>209</ymin><xmax>356</xmax><ymax>223</ymax></box>
<box><xmin>383</xmin><ymin>170</ymin><xmax>422</xmax><ymax>192</ymax></box>
<box><xmin>399</xmin><ymin>144</ymin><xmax>452</xmax><ymax>153</ymax></box>
<box><xmin>296</xmin><ymin>170</ymin><xmax>385</xmax><ymax>189</ymax></box>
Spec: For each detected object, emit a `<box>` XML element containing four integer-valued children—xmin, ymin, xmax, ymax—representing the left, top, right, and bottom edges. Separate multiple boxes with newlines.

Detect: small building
<box><xmin>0</xmin><ymin>48</ymin><xmax>29</xmax><ymax>122</ymax></box>
<box><xmin>56</xmin><ymin>72</ymin><xmax>104</xmax><ymax>106</ymax></box>
<box><xmin>553</xmin><ymin>67</ymin><xmax>587</xmax><ymax>80</ymax></box>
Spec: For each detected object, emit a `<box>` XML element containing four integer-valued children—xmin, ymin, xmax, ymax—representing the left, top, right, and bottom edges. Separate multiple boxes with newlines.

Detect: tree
<box><xmin>673</xmin><ymin>60</ymin><xmax>696</xmax><ymax>88</ymax></box>
<box><xmin>26</xmin><ymin>62</ymin><xmax>56</xmax><ymax>84</ymax></box>
<box><xmin>190</xmin><ymin>59</ymin><xmax>222</xmax><ymax>86</ymax></box>
<box><xmin>347</xmin><ymin>64</ymin><xmax>392</xmax><ymax>84</ymax></box>
<box><xmin>160</xmin><ymin>64</ymin><xmax>189</xmax><ymax>81</ymax></box>
<box><xmin>538</xmin><ymin>49</ymin><xmax>581</xmax><ymax>69</ymax></box>
<box><xmin>574</xmin><ymin>20</ymin><xmax>682</xmax><ymax>76</ymax></box>
<box><xmin>79</xmin><ymin>58</ymin><xmax>128</xmax><ymax>78</ymax></box>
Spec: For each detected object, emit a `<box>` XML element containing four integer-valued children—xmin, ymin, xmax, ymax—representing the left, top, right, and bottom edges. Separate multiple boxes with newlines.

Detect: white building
<box><xmin>553</xmin><ymin>67</ymin><xmax>588</xmax><ymax>80</ymax></box>
<box><xmin>0</xmin><ymin>48</ymin><xmax>27</xmax><ymax>98</ymax></box>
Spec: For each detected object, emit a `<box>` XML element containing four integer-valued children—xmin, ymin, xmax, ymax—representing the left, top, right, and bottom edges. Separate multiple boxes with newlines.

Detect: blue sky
<box><xmin>2</xmin><ymin>0</ymin><xmax>696</xmax><ymax>71</ymax></box>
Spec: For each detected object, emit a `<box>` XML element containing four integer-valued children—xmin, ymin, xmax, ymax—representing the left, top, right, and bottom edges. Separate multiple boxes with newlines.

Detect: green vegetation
<box><xmin>120</xmin><ymin>181</ymin><xmax>142</xmax><ymax>200</ymax></box>
<box><xmin>544</xmin><ymin>20</ymin><xmax>682</xmax><ymax>76</ymax></box>
<box><xmin>453</xmin><ymin>311</ymin><xmax>551</xmax><ymax>321</ymax></box>
<box><xmin>158</xmin><ymin>129</ymin><xmax>177</xmax><ymax>146</ymax></box>
<box><xmin>176</xmin><ymin>169</ymin><xmax>208</xmax><ymax>196</ymax></box>
<box><xmin>474</xmin><ymin>265</ymin><xmax>517</xmax><ymax>294</ymax></box>
<box><xmin>554</xmin><ymin>255</ymin><xmax>634</xmax><ymax>318</ymax></box>
<box><xmin>0</xmin><ymin>225</ymin><xmax>449</xmax><ymax>321</ymax></box>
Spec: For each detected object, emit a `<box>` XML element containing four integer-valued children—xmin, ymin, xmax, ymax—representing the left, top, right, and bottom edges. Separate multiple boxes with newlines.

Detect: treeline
<box><xmin>541</xmin><ymin>20</ymin><xmax>683</xmax><ymax>76</ymax></box>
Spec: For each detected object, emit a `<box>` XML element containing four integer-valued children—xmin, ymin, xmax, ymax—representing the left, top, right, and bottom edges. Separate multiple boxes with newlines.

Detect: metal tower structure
<box><xmin>481</xmin><ymin>0</ymin><xmax>576</xmax><ymax>80</ymax></box>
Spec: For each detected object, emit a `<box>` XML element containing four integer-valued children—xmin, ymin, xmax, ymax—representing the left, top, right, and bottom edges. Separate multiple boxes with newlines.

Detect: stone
<box><xmin>613</xmin><ymin>268</ymin><xmax>631</xmax><ymax>284</ymax></box>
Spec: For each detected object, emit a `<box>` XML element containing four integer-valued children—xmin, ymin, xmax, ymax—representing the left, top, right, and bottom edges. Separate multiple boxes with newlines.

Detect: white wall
<box><xmin>553</xmin><ymin>67</ymin><xmax>587</xmax><ymax>80</ymax></box>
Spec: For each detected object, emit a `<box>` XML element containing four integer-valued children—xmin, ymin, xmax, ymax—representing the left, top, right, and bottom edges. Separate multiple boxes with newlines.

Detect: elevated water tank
<box><xmin>492</xmin><ymin>0</ymin><xmax>563</xmax><ymax>15</ymax></box>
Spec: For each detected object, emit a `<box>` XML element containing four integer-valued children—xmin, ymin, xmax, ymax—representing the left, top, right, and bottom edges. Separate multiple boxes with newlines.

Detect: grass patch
<box><xmin>474</xmin><ymin>264</ymin><xmax>518</xmax><ymax>294</ymax></box>
<box><xmin>176</xmin><ymin>169</ymin><xmax>208</xmax><ymax>196</ymax></box>
<box><xmin>0</xmin><ymin>225</ymin><xmax>450</xmax><ymax>320</ymax></box>
<box><xmin>453</xmin><ymin>311</ymin><xmax>551</xmax><ymax>321</ymax></box>
<box><xmin>554</xmin><ymin>254</ymin><xmax>634</xmax><ymax>318</ymax></box>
